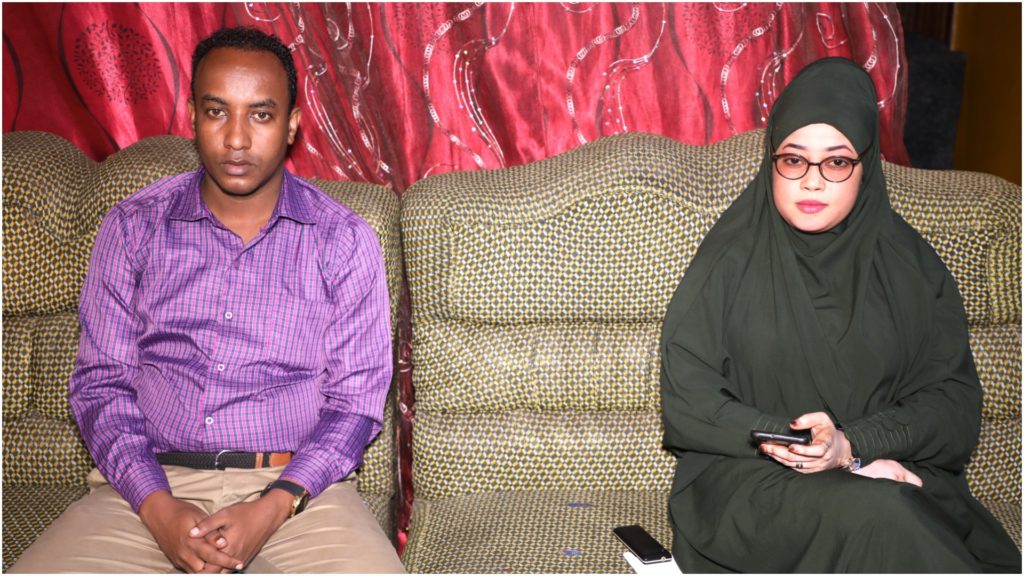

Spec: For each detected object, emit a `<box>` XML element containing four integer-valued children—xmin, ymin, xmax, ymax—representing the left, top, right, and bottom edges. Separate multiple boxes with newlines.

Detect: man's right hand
<box><xmin>138</xmin><ymin>490</ymin><xmax>244</xmax><ymax>573</ymax></box>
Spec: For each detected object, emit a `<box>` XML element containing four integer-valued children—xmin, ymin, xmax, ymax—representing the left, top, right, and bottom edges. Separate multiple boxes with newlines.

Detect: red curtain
<box><xmin>3</xmin><ymin>2</ymin><xmax>908</xmax><ymax>193</ymax></box>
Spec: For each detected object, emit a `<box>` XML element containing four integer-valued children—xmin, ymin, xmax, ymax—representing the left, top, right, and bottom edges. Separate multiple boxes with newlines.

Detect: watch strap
<box><xmin>262</xmin><ymin>479</ymin><xmax>306</xmax><ymax>498</ymax></box>
<box><xmin>261</xmin><ymin>480</ymin><xmax>309</xmax><ymax>517</ymax></box>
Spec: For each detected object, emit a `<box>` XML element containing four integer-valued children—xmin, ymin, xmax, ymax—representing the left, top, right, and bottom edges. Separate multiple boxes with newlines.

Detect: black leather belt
<box><xmin>155</xmin><ymin>451</ymin><xmax>292</xmax><ymax>470</ymax></box>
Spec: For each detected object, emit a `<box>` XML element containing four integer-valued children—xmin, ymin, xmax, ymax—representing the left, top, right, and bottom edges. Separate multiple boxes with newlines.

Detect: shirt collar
<box><xmin>167</xmin><ymin>167</ymin><xmax>316</xmax><ymax>225</ymax></box>
<box><xmin>275</xmin><ymin>171</ymin><xmax>316</xmax><ymax>225</ymax></box>
<box><xmin>167</xmin><ymin>167</ymin><xmax>210</xmax><ymax>222</ymax></box>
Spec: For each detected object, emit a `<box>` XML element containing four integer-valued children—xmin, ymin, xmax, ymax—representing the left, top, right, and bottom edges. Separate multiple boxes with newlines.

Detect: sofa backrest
<box><xmin>402</xmin><ymin>130</ymin><xmax>1020</xmax><ymax>504</ymax></box>
<box><xmin>1</xmin><ymin>132</ymin><xmax>403</xmax><ymax>503</ymax></box>
<box><xmin>403</xmin><ymin>131</ymin><xmax>762</xmax><ymax>500</ymax></box>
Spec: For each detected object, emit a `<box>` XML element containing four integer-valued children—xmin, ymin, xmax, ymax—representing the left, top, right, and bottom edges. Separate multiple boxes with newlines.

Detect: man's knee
<box><xmin>260</xmin><ymin>482</ymin><xmax>403</xmax><ymax>573</ymax></box>
<box><xmin>8</xmin><ymin>487</ymin><xmax>169</xmax><ymax>573</ymax></box>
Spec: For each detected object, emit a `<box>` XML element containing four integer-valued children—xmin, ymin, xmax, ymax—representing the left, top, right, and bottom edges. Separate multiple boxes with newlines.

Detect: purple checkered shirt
<box><xmin>69</xmin><ymin>167</ymin><xmax>392</xmax><ymax>512</ymax></box>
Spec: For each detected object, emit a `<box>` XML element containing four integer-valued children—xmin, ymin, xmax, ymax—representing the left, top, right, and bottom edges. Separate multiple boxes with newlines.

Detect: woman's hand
<box><xmin>853</xmin><ymin>459</ymin><xmax>924</xmax><ymax>487</ymax></box>
<box><xmin>759</xmin><ymin>412</ymin><xmax>853</xmax><ymax>473</ymax></box>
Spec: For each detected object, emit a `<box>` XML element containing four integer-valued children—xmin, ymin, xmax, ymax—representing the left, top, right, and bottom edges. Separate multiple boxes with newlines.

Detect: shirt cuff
<box><xmin>281</xmin><ymin>452</ymin><xmax>359</xmax><ymax>499</ymax></box>
<box><xmin>281</xmin><ymin>416</ymin><xmax>376</xmax><ymax>498</ymax></box>
<box><xmin>113</xmin><ymin>456</ymin><xmax>172</xmax><ymax>513</ymax></box>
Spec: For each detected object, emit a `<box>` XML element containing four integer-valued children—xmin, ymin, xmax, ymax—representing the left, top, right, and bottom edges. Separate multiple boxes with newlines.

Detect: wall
<box><xmin>951</xmin><ymin>3</ymin><xmax>1021</xmax><ymax>184</ymax></box>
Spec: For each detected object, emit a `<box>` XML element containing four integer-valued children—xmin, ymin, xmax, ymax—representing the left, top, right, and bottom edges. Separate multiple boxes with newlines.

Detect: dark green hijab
<box><xmin>661</xmin><ymin>57</ymin><xmax>977</xmax><ymax>450</ymax></box>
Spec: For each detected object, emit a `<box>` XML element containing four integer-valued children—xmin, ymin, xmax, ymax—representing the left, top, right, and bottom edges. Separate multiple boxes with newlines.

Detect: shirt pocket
<box><xmin>266</xmin><ymin>296</ymin><xmax>334</xmax><ymax>373</ymax></box>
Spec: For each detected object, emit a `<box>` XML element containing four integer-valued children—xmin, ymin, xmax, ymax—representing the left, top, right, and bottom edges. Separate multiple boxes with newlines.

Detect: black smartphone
<box><xmin>751</xmin><ymin>429</ymin><xmax>812</xmax><ymax>446</ymax></box>
<box><xmin>612</xmin><ymin>525</ymin><xmax>672</xmax><ymax>564</ymax></box>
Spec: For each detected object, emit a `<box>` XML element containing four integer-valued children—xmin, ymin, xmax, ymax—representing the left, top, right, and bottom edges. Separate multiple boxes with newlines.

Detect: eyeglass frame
<box><xmin>770</xmin><ymin>153</ymin><xmax>862</xmax><ymax>183</ymax></box>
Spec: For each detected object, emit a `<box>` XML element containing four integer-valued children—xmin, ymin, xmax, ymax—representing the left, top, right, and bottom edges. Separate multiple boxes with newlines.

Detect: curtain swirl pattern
<box><xmin>3</xmin><ymin>2</ymin><xmax>908</xmax><ymax>193</ymax></box>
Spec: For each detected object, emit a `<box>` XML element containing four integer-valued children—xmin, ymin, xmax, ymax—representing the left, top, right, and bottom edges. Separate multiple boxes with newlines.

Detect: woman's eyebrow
<box><xmin>825</xmin><ymin>144</ymin><xmax>853</xmax><ymax>152</ymax></box>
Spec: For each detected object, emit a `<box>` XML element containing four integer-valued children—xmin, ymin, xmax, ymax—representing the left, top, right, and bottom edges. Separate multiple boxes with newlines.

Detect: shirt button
<box><xmin>224</xmin><ymin>311</ymin><xmax>233</xmax><ymax>320</ymax></box>
<box><xmin>216</xmin><ymin>363</ymin><xmax>226</xmax><ymax>372</ymax></box>
<box><xmin>205</xmin><ymin>416</ymin><xmax>214</xmax><ymax>425</ymax></box>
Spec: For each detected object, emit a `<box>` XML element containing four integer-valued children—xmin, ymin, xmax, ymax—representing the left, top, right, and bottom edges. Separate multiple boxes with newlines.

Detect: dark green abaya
<box><xmin>660</xmin><ymin>58</ymin><xmax>1020</xmax><ymax>572</ymax></box>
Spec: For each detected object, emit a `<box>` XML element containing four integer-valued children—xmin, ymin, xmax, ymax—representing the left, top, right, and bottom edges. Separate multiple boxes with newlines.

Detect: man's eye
<box><xmin>206</xmin><ymin>109</ymin><xmax>225</xmax><ymax>118</ymax></box>
<box><xmin>253</xmin><ymin>112</ymin><xmax>272</xmax><ymax>121</ymax></box>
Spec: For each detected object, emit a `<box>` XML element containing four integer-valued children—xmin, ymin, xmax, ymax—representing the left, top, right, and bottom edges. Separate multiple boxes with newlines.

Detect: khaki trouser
<box><xmin>9</xmin><ymin>466</ymin><xmax>405</xmax><ymax>573</ymax></box>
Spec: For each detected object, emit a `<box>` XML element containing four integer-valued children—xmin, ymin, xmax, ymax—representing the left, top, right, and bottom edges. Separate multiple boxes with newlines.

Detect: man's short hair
<box><xmin>191</xmin><ymin>27</ymin><xmax>298</xmax><ymax>110</ymax></box>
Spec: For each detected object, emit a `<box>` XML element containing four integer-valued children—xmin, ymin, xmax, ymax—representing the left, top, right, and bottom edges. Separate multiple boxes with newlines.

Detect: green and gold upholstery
<box><xmin>1</xmin><ymin>131</ymin><xmax>403</xmax><ymax>570</ymax></box>
<box><xmin>400</xmin><ymin>130</ymin><xmax>1021</xmax><ymax>573</ymax></box>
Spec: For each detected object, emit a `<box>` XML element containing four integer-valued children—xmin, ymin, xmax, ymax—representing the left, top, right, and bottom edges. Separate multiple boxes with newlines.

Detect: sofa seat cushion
<box><xmin>402</xmin><ymin>490</ymin><xmax>672</xmax><ymax>573</ymax></box>
<box><xmin>1</xmin><ymin>483</ymin><xmax>89</xmax><ymax>571</ymax></box>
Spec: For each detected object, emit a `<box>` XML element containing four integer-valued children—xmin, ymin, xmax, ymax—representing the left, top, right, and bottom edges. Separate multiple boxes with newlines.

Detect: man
<box><xmin>10</xmin><ymin>27</ymin><xmax>404</xmax><ymax>573</ymax></box>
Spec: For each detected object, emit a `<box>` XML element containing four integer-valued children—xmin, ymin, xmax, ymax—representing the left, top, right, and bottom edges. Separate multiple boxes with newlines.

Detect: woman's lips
<box><xmin>796</xmin><ymin>200</ymin><xmax>827</xmax><ymax>214</ymax></box>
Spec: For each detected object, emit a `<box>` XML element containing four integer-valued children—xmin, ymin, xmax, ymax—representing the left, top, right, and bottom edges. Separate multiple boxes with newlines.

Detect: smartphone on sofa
<box><xmin>613</xmin><ymin>525</ymin><xmax>672</xmax><ymax>564</ymax></box>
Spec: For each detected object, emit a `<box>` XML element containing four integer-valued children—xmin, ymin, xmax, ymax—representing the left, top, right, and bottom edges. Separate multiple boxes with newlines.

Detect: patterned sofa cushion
<box><xmin>401</xmin><ymin>130</ymin><xmax>1021</xmax><ymax>572</ymax></box>
<box><xmin>1</xmin><ymin>131</ymin><xmax>402</xmax><ymax>570</ymax></box>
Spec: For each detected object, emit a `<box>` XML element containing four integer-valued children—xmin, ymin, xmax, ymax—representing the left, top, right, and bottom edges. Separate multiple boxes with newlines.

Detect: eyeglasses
<box><xmin>771</xmin><ymin>153</ymin><xmax>861</xmax><ymax>183</ymax></box>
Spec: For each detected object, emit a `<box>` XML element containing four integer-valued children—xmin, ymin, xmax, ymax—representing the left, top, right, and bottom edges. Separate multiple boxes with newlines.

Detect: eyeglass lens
<box><xmin>774</xmin><ymin>154</ymin><xmax>855</xmax><ymax>183</ymax></box>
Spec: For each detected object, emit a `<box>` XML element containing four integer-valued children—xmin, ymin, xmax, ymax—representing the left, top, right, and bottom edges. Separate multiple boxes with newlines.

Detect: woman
<box><xmin>660</xmin><ymin>57</ymin><xmax>1020</xmax><ymax>572</ymax></box>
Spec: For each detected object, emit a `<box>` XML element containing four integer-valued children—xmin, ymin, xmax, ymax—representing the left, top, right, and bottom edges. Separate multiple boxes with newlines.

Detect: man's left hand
<box><xmin>188</xmin><ymin>490</ymin><xmax>293</xmax><ymax>569</ymax></box>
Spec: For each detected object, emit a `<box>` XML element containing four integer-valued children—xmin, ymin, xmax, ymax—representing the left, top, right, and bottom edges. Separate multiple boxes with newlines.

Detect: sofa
<box><xmin>1</xmin><ymin>131</ymin><xmax>404</xmax><ymax>571</ymax></box>
<box><xmin>399</xmin><ymin>130</ymin><xmax>1021</xmax><ymax>572</ymax></box>
<box><xmin>2</xmin><ymin>129</ymin><xmax>1019</xmax><ymax>573</ymax></box>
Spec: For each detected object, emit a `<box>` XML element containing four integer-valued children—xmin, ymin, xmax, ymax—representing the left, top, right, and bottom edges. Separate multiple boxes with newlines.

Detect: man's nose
<box><xmin>225</xmin><ymin>115</ymin><xmax>250</xmax><ymax>150</ymax></box>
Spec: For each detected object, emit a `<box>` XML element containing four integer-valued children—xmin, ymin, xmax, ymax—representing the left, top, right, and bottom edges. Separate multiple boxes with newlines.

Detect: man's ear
<box><xmin>287</xmin><ymin>107</ymin><xmax>302</xmax><ymax>145</ymax></box>
<box><xmin>187</xmin><ymin>99</ymin><xmax>197</xmax><ymax>135</ymax></box>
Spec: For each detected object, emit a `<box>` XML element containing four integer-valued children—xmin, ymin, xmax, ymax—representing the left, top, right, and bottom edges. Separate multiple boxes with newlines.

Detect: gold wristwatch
<box><xmin>260</xmin><ymin>479</ymin><xmax>309</xmax><ymax>517</ymax></box>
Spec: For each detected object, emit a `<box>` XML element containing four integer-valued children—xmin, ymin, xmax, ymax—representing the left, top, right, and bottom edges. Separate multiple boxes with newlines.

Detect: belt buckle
<box><xmin>213</xmin><ymin>450</ymin><xmax>233</xmax><ymax>470</ymax></box>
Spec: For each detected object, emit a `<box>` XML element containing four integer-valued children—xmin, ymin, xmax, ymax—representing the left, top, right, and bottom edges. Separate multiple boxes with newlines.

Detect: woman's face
<box><xmin>771</xmin><ymin>123</ymin><xmax>862</xmax><ymax>233</ymax></box>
